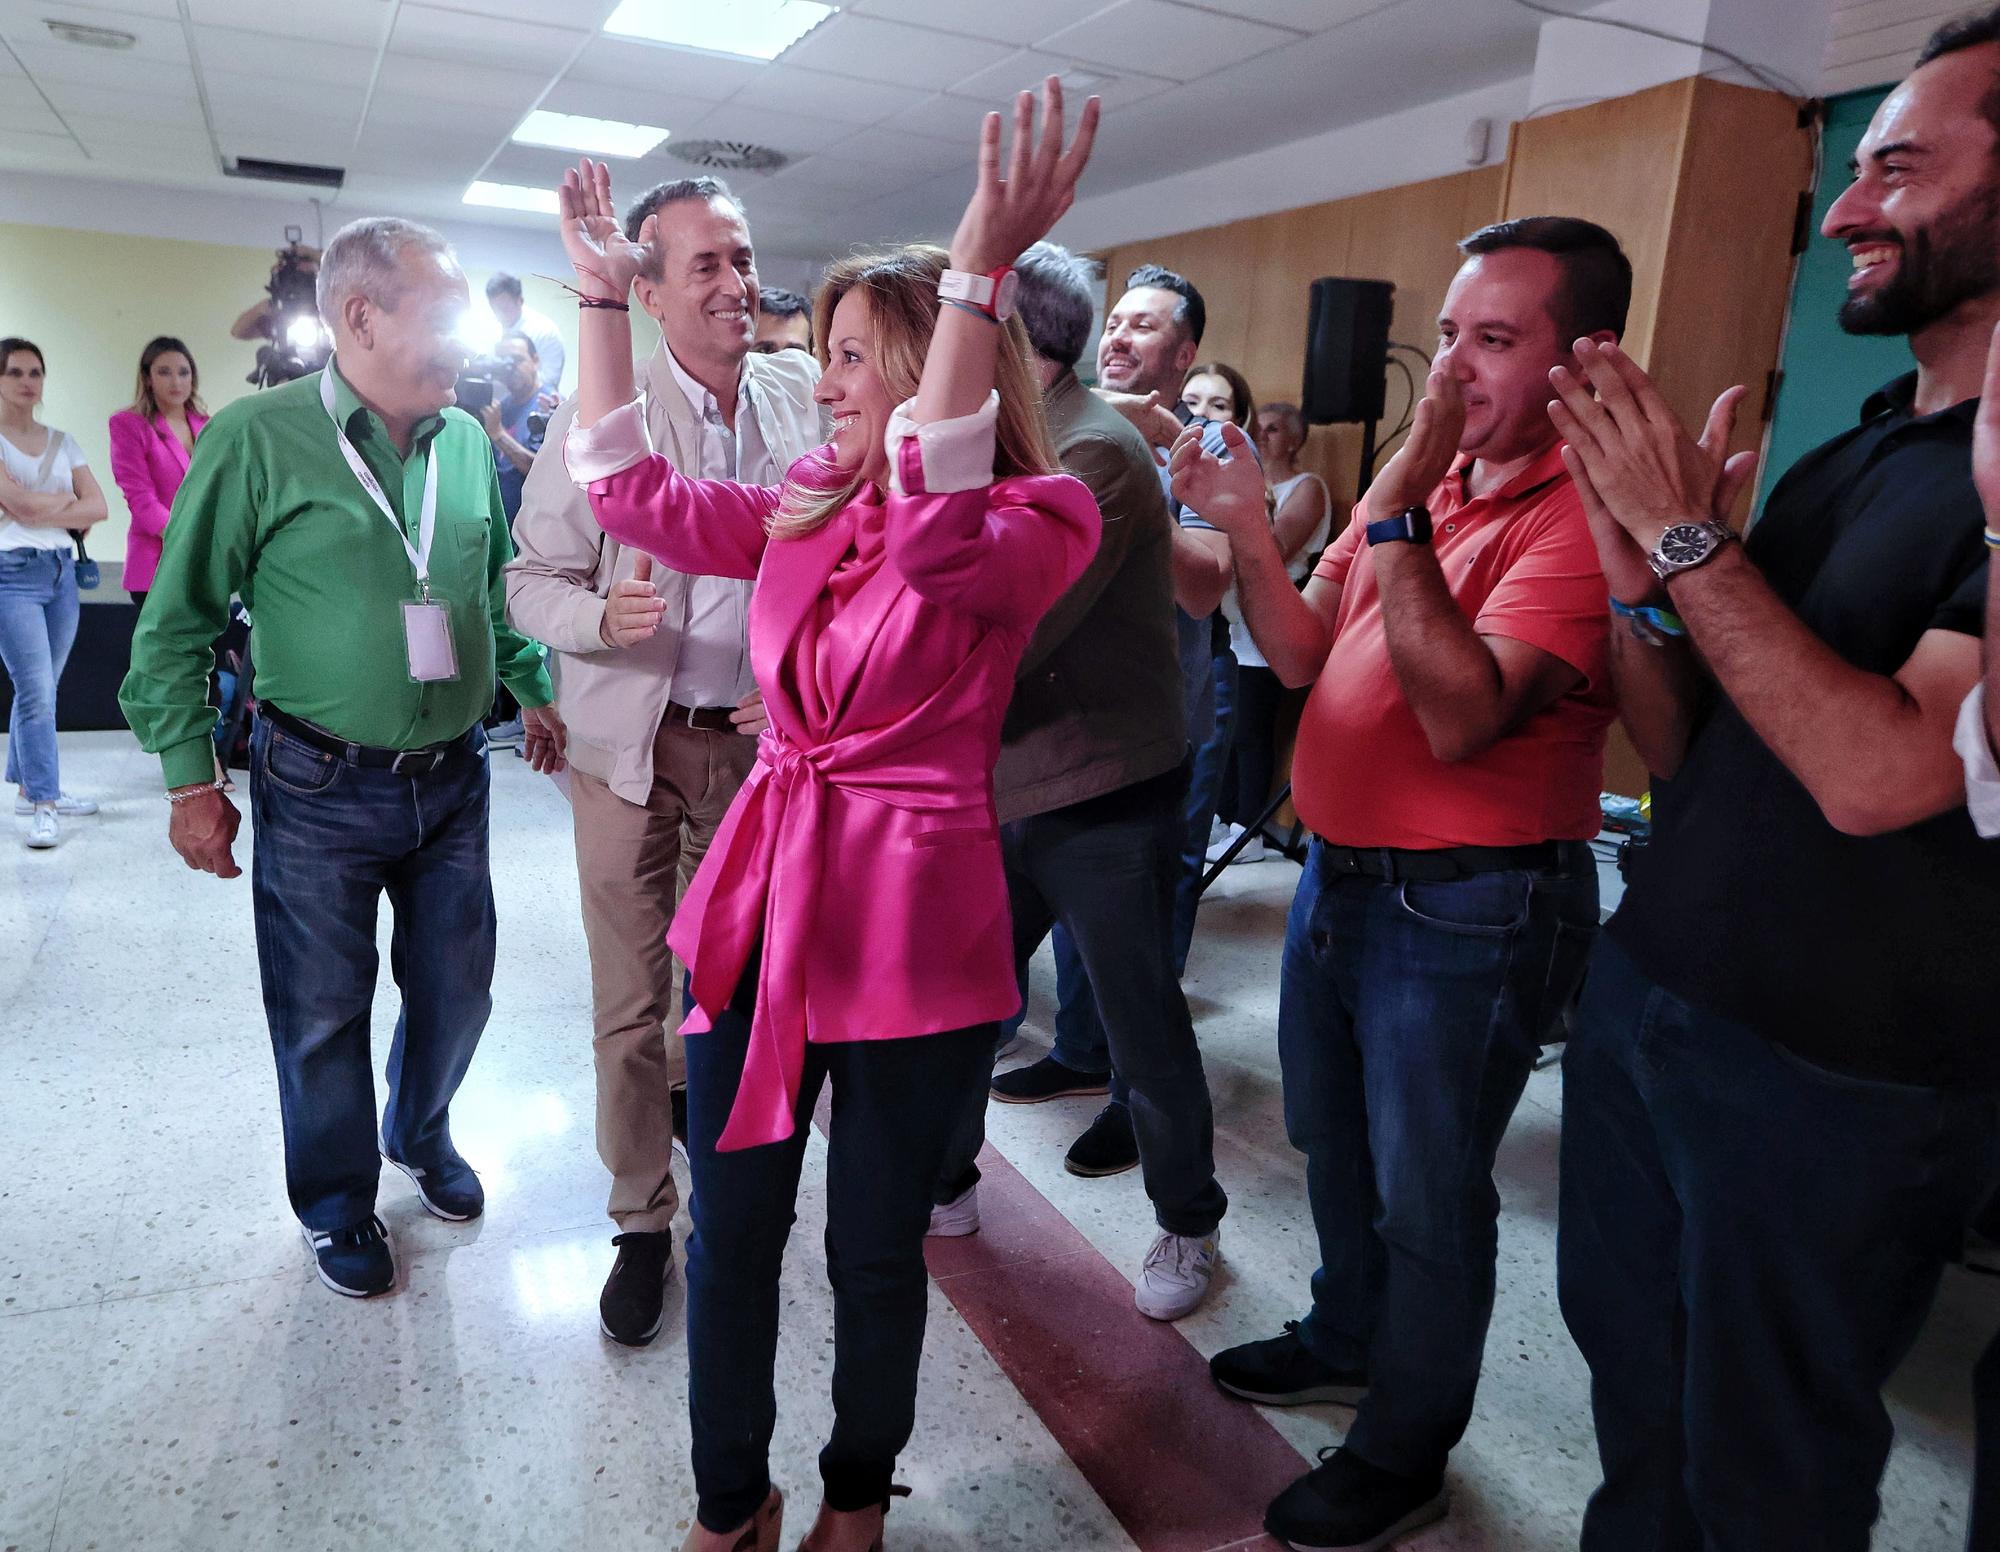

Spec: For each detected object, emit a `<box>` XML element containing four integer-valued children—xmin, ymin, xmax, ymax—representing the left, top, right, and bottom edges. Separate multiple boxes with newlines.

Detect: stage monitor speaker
<box><xmin>1302</xmin><ymin>277</ymin><xmax>1394</xmax><ymax>425</ymax></box>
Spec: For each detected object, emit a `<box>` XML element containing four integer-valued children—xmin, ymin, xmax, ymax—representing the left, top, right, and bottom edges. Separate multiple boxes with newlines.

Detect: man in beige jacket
<box><xmin>505</xmin><ymin>175</ymin><xmax>821</xmax><ymax>1347</ymax></box>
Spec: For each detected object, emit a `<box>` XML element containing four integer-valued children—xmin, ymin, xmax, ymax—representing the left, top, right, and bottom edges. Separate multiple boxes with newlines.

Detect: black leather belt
<box><xmin>262</xmin><ymin>703</ymin><xmax>466</xmax><ymax>775</ymax></box>
<box><xmin>1317</xmin><ymin>840</ymin><xmax>1566</xmax><ymax>882</ymax></box>
<box><xmin>663</xmin><ymin>700</ymin><xmax>743</xmax><ymax>735</ymax></box>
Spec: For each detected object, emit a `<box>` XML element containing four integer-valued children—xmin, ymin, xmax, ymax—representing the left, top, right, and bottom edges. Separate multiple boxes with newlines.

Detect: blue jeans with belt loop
<box><xmin>249</xmin><ymin>713</ymin><xmax>496</xmax><ymax>1230</ymax></box>
<box><xmin>1279</xmin><ymin>837</ymin><xmax>1599</xmax><ymax>1481</ymax></box>
<box><xmin>0</xmin><ymin>547</ymin><xmax>79</xmax><ymax>803</ymax></box>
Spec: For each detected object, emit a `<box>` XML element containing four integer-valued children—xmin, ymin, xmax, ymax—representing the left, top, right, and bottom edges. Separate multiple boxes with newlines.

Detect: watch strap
<box><xmin>1365</xmin><ymin>505</ymin><xmax>1433</xmax><ymax>546</ymax></box>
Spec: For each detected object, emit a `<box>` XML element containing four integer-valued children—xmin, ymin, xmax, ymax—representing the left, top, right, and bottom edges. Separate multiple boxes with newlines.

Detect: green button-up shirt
<box><xmin>120</xmin><ymin>360</ymin><xmax>553</xmax><ymax>790</ymax></box>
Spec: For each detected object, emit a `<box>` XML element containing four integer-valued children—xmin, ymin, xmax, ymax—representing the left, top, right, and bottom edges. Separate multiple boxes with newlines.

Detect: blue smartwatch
<box><xmin>1365</xmin><ymin>505</ymin><xmax>1433</xmax><ymax>546</ymax></box>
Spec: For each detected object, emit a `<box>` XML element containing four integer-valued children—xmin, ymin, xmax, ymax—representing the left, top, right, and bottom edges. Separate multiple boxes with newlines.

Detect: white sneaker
<box><xmin>24</xmin><ymin>805</ymin><xmax>59</xmax><ymax>849</ymax></box>
<box><xmin>1134</xmin><ymin>1228</ymin><xmax>1218</xmax><ymax>1320</ymax></box>
<box><xmin>1207</xmin><ymin>815</ymin><xmax>1233</xmax><ymax>845</ymax></box>
<box><xmin>1205</xmin><ymin>826</ymin><xmax>1267</xmax><ymax>865</ymax></box>
<box><xmin>926</xmin><ymin>1183</ymin><xmax>980</xmax><ymax>1238</ymax></box>
<box><xmin>15</xmin><ymin>792</ymin><xmax>96</xmax><ymax>816</ymax></box>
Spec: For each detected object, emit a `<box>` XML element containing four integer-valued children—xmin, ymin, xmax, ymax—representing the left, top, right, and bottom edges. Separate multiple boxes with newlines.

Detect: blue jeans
<box><xmin>1174</xmin><ymin>646</ymin><xmax>1238</xmax><ymax>971</ymax></box>
<box><xmin>935</xmin><ymin>763</ymin><xmax>1227</xmax><ymax>1236</ymax></box>
<box><xmin>249</xmin><ymin>714</ymin><xmax>496</xmax><ymax>1231</ymax></box>
<box><xmin>1280</xmin><ymin>838</ymin><xmax>1598</xmax><ymax>1480</ymax></box>
<box><xmin>0</xmin><ymin>548</ymin><xmax>79</xmax><ymax>803</ymax></box>
<box><xmin>1559</xmin><ymin>934</ymin><xmax>2000</xmax><ymax>1552</ymax></box>
<box><xmin>684</xmin><ymin>953</ymin><xmax>992</xmax><ymax>1531</ymax></box>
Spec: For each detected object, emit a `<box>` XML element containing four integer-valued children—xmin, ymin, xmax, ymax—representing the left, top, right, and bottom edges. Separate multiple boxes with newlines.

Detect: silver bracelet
<box><xmin>165</xmin><ymin>781</ymin><xmax>225</xmax><ymax>804</ymax></box>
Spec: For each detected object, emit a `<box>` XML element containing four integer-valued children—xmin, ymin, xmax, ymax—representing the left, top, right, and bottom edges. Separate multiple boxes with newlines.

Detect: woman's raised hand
<box><xmin>948</xmin><ymin>77</ymin><xmax>1100</xmax><ymax>275</ymax></box>
<box><xmin>558</xmin><ymin>158</ymin><xmax>654</xmax><ymax>301</ymax></box>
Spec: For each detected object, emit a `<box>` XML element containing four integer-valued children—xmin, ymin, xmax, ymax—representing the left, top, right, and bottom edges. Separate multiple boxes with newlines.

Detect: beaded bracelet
<box><xmin>165</xmin><ymin>781</ymin><xmax>226</xmax><ymax>804</ymax></box>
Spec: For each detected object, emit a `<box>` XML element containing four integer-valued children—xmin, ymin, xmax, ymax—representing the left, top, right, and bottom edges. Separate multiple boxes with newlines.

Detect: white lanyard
<box><xmin>320</xmin><ymin>363</ymin><xmax>440</xmax><ymax>600</ymax></box>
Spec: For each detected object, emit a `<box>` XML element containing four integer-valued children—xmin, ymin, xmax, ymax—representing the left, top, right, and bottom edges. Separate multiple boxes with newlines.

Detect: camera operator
<box><xmin>232</xmin><ymin>239</ymin><xmax>329</xmax><ymax>387</ymax></box>
<box><xmin>484</xmin><ymin>273</ymin><xmax>563</xmax><ymax>401</ymax></box>
<box><xmin>230</xmin><ymin>242</ymin><xmax>318</xmax><ymax>342</ymax></box>
<box><xmin>478</xmin><ymin>332</ymin><xmax>544</xmax><ymax>524</ymax></box>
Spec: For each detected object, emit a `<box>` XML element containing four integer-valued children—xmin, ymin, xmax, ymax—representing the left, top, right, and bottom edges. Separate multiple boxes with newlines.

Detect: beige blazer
<box><xmin>504</xmin><ymin>340</ymin><xmax>823</xmax><ymax>803</ymax></box>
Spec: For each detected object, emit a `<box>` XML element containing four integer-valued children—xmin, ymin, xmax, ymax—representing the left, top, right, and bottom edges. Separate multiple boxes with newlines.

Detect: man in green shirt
<box><xmin>120</xmin><ymin>216</ymin><xmax>556</xmax><ymax>1300</ymax></box>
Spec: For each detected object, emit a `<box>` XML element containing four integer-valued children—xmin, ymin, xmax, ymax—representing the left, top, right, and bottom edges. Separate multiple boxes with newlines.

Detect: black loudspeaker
<box><xmin>1301</xmin><ymin>277</ymin><xmax>1395</xmax><ymax>425</ymax></box>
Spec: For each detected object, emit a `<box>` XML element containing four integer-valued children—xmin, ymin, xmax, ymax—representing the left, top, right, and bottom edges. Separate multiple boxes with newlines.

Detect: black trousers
<box><xmin>683</xmin><ymin>956</ymin><xmax>993</xmax><ymax>1531</ymax></box>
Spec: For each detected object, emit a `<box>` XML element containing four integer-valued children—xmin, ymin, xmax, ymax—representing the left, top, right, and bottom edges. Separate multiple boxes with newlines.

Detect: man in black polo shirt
<box><xmin>1544</xmin><ymin>17</ymin><xmax>2000</xmax><ymax>1548</ymax></box>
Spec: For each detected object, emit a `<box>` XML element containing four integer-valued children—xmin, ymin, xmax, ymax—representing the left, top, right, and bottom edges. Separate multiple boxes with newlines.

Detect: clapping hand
<box><xmin>1169</xmin><ymin>420</ymin><xmax>1267</xmax><ymax>539</ymax></box>
<box><xmin>1547</xmin><ymin>339</ymin><xmax>1757</xmax><ymax>561</ymax></box>
<box><xmin>948</xmin><ymin>77</ymin><xmax>1100</xmax><ymax>274</ymax></box>
<box><xmin>558</xmin><ymin>159</ymin><xmax>654</xmax><ymax>302</ymax></box>
<box><xmin>1364</xmin><ymin>365</ymin><xmax>1467</xmax><ymax>524</ymax></box>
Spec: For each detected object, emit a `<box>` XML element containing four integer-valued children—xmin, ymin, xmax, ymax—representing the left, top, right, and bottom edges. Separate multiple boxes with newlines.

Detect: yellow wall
<box><xmin>0</xmin><ymin>220</ymin><xmax>580</xmax><ymax>570</ymax></box>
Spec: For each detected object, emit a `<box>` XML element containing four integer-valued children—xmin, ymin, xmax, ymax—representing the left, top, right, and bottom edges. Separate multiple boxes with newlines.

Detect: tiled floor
<box><xmin>3</xmin><ymin>732</ymin><xmax>1993</xmax><ymax>1551</ymax></box>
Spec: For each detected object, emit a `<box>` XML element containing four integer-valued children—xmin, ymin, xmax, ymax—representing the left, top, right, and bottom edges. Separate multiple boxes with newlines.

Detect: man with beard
<box><xmin>1547</xmin><ymin>15</ymin><xmax>2000</xmax><ymax>1547</ymax></box>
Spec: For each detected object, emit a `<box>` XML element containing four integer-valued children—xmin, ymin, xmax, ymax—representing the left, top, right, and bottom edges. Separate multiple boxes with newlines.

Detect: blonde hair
<box><xmin>770</xmin><ymin>244</ymin><xmax>1059</xmax><ymax>540</ymax></box>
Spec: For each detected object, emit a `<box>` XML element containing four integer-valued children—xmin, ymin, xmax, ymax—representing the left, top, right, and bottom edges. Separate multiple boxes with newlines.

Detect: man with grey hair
<box><xmin>928</xmin><ymin>241</ymin><xmax>1229</xmax><ymax>1323</ymax></box>
<box><xmin>506</xmin><ymin>174</ymin><xmax>821</xmax><ymax>1345</ymax></box>
<box><xmin>122</xmin><ymin>215</ymin><xmax>554</xmax><ymax>1300</ymax></box>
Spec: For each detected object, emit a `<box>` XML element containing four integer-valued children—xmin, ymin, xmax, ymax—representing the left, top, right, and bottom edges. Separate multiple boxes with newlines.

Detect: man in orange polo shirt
<box><xmin>1172</xmin><ymin>217</ymin><xmax>1623</xmax><ymax>1550</ymax></box>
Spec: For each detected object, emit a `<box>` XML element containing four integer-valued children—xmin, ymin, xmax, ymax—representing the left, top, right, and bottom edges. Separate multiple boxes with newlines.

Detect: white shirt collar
<box><xmin>664</xmin><ymin>344</ymin><xmax>750</xmax><ymax>423</ymax></box>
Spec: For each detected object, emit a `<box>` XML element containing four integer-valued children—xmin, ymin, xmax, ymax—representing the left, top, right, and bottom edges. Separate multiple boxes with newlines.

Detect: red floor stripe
<box><xmin>923</xmin><ymin>1145</ymin><xmax>1302</xmax><ymax>1552</ymax></box>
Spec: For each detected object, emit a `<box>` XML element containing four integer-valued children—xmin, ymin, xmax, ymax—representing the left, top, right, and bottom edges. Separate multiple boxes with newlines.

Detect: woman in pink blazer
<box><xmin>107</xmin><ymin>336</ymin><xmax>207</xmax><ymax>606</ymax></box>
<box><xmin>558</xmin><ymin>85</ymin><xmax>1100</xmax><ymax>1552</ymax></box>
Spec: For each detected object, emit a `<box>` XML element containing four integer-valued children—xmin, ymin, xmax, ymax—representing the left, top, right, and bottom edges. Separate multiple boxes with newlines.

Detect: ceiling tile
<box><xmin>347</xmin><ymin>122</ymin><xmax>501</xmax><ymax>178</ymax></box>
<box><xmin>1040</xmin><ymin>0</ymin><xmax>1295</xmax><ymax>82</ymax></box>
<box><xmin>185</xmin><ymin>0</ymin><xmax>393</xmax><ymax>50</ymax></box>
<box><xmin>0</xmin><ymin>1</ymin><xmax>187</xmax><ymax>62</ymax></box>
<box><xmin>415</xmin><ymin>0</ymin><xmax>620</xmax><ymax>25</ymax></box>
<box><xmin>845</xmin><ymin>0</ymin><xmax>1115</xmax><ymax>49</ymax></box>
<box><xmin>387</xmin><ymin>4</ymin><xmax>588</xmax><ymax>74</ymax></box>
<box><xmin>724</xmin><ymin>63</ymin><xmax>930</xmax><ymax>127</ymax></box>
<box><xmin>0</xmin><ymin>128</ymin><xmax>89</xmax><ymax>163</ymax></box>
<box><xmin>562</xmin><ymin>34</ymin><xmax>765</xmax><ymax>98</ymax></box>
<box><xmin>946</xmin><ymin>47</ymin><xmax>1176</xmax><ymax>107</ymax></box>
<box><xmin>36</xmin><ymin>78</ymin><xmax>203</xmax><ymax>123</ymax></box>
<box><xmin>779</xmin><ymin>13</ymin><xmax>1017</xmax><ymax>90</ymax></box>
<box><xmin>816</xmin><ymin>123</ymin><xmax>968</xmax><ymax>177</ymax></box>
<box><xmin>534</xmin><ymin>77</ymin><xmax>722</xmax><ymax>127</ymax></box>
<box><xmin>370</xmin><ymin>53</ymin><xmax>547</xmax><ymax>107</ymax></box>
<box><xmin>0</xmin><ymin>98</ymin><xmax>65</xmax><ymax>135</ymax></box>
<box><xmin>5</xmin><ymin>39</ymin><xmax>192</xmax><ymax>91</ymax></box>
<box><xmin>881</xmin><ymin>91</ymin><xmax>999</xmax><ymax>143</ymax></box>
<box><xmin>482</xmin><ymin>141</ymin><xmax>600</xmax><ymax>189</ymax></box>
<box><xmin>1193</xmin><ymin>0</ymin><xmax>1396</xmax><ymax>31</ymax></box>
<box><xmin>193</xmin><ymin>28</ymin><xmax>379</xmax><ymax>87</ymax></box>
<box><xmin>64</xmin><ymin>113</ymin><xmax>211</xmax><ymax>153</ymax></box>
<box><xmin>206</xmin><ymin>72</ymin><xmax>367</xmax><ymax>126</ymax></box>
<box><xmin>8</xmin><ymin>0</ymin><xmax>184</xmax><ymax>17</ymax></box>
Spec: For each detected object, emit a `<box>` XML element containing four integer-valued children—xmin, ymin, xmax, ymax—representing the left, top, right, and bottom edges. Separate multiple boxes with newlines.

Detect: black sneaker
<box><xmin>600</xmin><ymin>1230</ymin><xmax>676</xmax><ymax>1346</ymax></box>
<box><xmin>1264</xmin><ymin>1447</ymin><xmax>1446</xmax><ymax>1552</ymax></box>
<box><xmin>301</xmin><ymin>1214</ymin><xmax>395</xmax><ymax>1298</ymax></box>
<box><xmin>383</xmin><ymin>1149</ymin><xmax>484</xmax><ymax>1221</ymax></box>
<box><xmin>1064</xmin><ymin>1101</ymin><xmax>1139</xmax><ymax>1177</ymax></box>
<box><xmin>670</xmin><ymin>1086</ymin><xmax>689</xmax><ymax>1157</ymax></box>
<box><xmin>1211</xmin><ymin>1321</ymin><xmax>1370</xmax><ymax>1406</ymax></box>
<box><xmin>992</xmin><ymin>1055</ymin><xmax>1112</xmax><ymax>1105</ymax></box>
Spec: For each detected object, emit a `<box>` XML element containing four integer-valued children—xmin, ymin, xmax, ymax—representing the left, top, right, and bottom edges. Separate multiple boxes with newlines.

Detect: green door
<box><xmin>1757</xmin><ymin>87</ymin><xmax>1909</xmax><ymax>512</ymax></box>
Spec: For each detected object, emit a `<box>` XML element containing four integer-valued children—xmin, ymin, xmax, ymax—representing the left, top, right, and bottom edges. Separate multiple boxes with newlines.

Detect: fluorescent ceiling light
<box><xmin>603</xmin><ymin>0</ymin><xmax>836</xmax><ymax>62</ymax></box>
<box><xmin>464</xmin><ymin>180</ymin><xmax>559</xmax><ymax>214</ymax></box>
<box><xmin>513</xmin><ymin>110</ymin><xmax>669</xmax><ymax>159</ymax></box>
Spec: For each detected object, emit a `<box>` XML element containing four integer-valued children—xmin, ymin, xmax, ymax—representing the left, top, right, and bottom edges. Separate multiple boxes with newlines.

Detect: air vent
<box><xmin>668</xmin><ymin>139</ymin><xmax>790</xmax><ymax>174</ymax></box>
<box><xmin>45</xmin><ymin>19</ymin><xmax>135</xmax><ymax>48</ymax></box>
<box><xmin>226</xmin><ymin>157</ymin><xmax>347</xmax><ymax>191</ymax></box>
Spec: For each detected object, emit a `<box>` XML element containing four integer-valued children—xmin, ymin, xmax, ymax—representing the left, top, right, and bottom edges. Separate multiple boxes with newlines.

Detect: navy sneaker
<box><xmin>301</xmin><ymin>1214</ymin><xmax>396</xmax><ymax>1297</ymax></box>
<box><xmin>384</xmin><ymin>1150</ymin><xmax>484</xmax><ymax>1221</ymax></box>
<box><xmin>1264</xmin><ymin>1447</ymin><xmax>1446</xmax><ymax>1551</ymax></box>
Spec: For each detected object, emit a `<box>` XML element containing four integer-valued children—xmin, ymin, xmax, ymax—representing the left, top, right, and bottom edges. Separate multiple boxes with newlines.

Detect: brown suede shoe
<box><xmin>683</xmin><ymin>1486</ymin><xmax>782</xmax><ymax>1552</ymax></box>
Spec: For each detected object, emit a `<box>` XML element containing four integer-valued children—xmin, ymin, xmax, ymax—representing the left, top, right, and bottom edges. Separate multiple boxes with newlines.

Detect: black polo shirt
<box><xmin>1608</xmin><ymin>373</ymin><xmax>1998</xmax><ymax>1090</ymax></box>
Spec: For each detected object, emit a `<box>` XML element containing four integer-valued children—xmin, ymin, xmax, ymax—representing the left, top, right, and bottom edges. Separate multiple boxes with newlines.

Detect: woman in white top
<box><xmin>0</xmin><ymin>339</ymin><xmax>108</xmax><ymax>848</ymax></box>
<box><xmin>1210</xmin><ymin>400</ymin><xmax>1331</xmax><ymax>863</ymax></box>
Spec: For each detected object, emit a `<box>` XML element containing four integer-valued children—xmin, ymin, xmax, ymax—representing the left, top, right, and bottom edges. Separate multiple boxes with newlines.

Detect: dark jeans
<box><xmin>1218</xmin><ymin>663</ymin><xmax>1290</xmax><ymax>829</ymax></box>
<box><xmin>936</xmin><ymin>764</ymin><xmax>1227</xmax><ymax>1237</ymax></box>
<box><xmin>249</xmin><ymin>714</ymin><xmax>495</xmax><ymax>1231</ymax></box>
<box><xmin>1559</xmin><ymin>934</ymin><xmax>2000</xmax><ymax>1552</ymax></box>
<box><xmin>684</xmin><ymin>958</ymin><xmax>992</xmax><ymax>1531</ymax></box>
<box><xmin>1280</xmin><ymin>837</ymin><xmax>1598</xmax><ymax>1480</ymax></box>
<box><xmin>1173</xmin><ymin>646</ymin><xmax>1238</xmax><ymax>971</ymax></box>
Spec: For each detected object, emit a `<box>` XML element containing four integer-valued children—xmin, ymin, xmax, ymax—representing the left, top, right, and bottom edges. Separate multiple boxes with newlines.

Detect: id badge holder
<box><xmin>402</xmin><ymin>595</ymin><xmax>459</xmax><ymax>683</ymax></box>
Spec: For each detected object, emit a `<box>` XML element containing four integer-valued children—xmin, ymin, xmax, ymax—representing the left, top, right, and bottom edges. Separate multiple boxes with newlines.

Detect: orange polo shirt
<box><xmin>1292</xmin><ymin>443</ymin><xmax>1614</xmax><ymax>850</ymax></box>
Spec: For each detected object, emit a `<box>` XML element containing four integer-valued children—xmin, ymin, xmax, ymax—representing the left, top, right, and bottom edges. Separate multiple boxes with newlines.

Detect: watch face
<box><xmin>1657</xmin><ymin>523</ymin><xmax>1714</xmax><ymax>567</ymax></box>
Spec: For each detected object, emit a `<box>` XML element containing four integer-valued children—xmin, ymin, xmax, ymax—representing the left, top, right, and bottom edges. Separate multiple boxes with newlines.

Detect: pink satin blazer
<box><xmin>108</xmin><ymin>407</ymin><xmax>207</xmax><ymax>592</ymax></box>
<box><xmin>570</xmin><ymin>398</ymin><xmax>1100</xmax><ymax>1150</ymax></box>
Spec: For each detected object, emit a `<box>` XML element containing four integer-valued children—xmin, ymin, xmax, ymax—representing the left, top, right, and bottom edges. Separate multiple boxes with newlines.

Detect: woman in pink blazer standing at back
<box><xmin>558</xmin><ymin>83</ymin><xmax>1101</xmax><ymax>1552</ymax></box>
<box><xmin>107</xmin><ymin>335</ymin><xmax>207</xmax><ymax>608</ymax></box>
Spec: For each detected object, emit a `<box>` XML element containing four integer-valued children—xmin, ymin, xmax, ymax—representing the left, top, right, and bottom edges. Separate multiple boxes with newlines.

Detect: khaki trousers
<box><xmin>571</xmin><ymin>717</ymin><xmax>757</xmax><ymax>1232</ymax></box>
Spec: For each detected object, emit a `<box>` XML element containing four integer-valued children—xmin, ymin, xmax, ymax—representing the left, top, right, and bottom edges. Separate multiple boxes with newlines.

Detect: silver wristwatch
<box><xmin>1647</xmin><ymin>518</ymin><xmax>1735</xmax><ymax>581</ymax></box>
